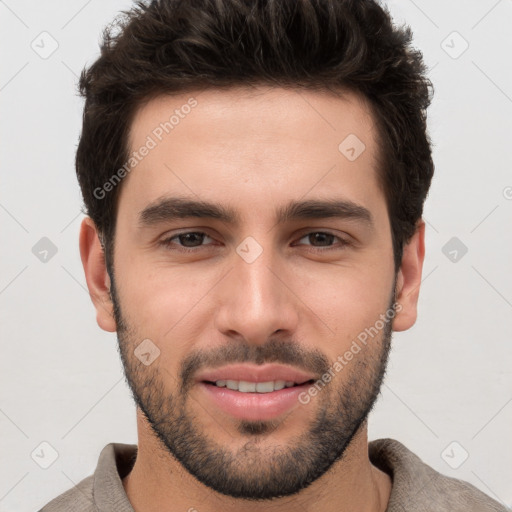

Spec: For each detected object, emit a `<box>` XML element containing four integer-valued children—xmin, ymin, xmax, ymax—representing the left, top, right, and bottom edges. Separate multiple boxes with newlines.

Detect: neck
<box><xmin>123</xmin><ymin>409</ymin><xmax>391</xmax><ymax>512</ymax></box>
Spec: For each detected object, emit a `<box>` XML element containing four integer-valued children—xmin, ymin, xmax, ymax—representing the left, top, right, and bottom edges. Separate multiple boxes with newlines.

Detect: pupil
<box><xmin>311</xmin><ymin>233</ymin><xmax>333</xmax><ymax>246</ymax></box>
<box><xmin>180</xmin><ymin>232</ymin><xmax>203</xmax><ymax>247</ymax></box>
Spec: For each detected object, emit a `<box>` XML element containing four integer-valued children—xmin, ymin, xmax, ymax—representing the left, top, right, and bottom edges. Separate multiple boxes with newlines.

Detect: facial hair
<box><xmin>111</xmin><ymin>274</ymin><xmax>396</xmax><ymax>500</ymax></box>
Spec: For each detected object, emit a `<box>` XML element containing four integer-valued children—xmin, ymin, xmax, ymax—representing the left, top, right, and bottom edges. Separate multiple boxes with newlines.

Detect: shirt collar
<box><xmin>91</xmin><ymin>438</ymin><xmax>432</xmax><ymax>512</ymax></box>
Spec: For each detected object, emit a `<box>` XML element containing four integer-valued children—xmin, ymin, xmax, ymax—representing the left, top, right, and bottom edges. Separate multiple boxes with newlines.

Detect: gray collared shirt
<box><xmin>39</xmin><ymin>438</ymin><xmax>508</xmax><ymax>511</ymax></box>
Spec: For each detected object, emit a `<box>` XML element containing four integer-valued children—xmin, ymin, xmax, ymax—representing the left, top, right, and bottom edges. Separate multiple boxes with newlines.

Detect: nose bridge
<box><xmin>214</xmin><ymin>239</ymin><xmax>298</xmax><ymax>343</ymax></box>
<box><xmin>237</xmin><ymin>245</ymin><xmax>278</xmax><ymax>311</ymax></box>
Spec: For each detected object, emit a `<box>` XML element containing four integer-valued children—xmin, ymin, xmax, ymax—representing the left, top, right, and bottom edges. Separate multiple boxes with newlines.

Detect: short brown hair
<box><xmin>76</xmin><ymin>0</ymin><xmax>434</xmax><ymax>273</ymax></box>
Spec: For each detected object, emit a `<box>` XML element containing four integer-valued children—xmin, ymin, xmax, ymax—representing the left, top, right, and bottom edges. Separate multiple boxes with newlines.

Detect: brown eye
<box><xmin>175</xmin><ymin>232</ymin><xmax>207</xmax><ymax>247</ymax></box>
<box><xmin>295</xmin><ymin>232</ymin><xmax>350</xmax><ymax>250</ymax></box>
<box><xmin>303</xmin><ymin>232</ymin><xmax>335</xmax><ymax>246</ymax></box>
<box><xmin>159</xmin><ymin>231</ymin><xmax>215</xmax><ymax>252</ymax></box>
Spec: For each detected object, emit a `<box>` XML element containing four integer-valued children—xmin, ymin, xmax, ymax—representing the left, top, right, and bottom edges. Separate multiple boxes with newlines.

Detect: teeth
<box><xmin>214</xmin><ymin>380</ymin><xmax>297</xmax><ymax>393</ymax></box>
<box><xmin>226</xmin><ymin>380</ymin><xmax>238</xmax><ymax>390</ymax></box>
<box><xmin>255</xmin><ymin>381</ymin><xmax>274</xmax><ymax>393</ymax></box>
<box><xmin>239</xmin><ymin>381</ymin><xmax>256</xmax><ymax>392</ymax></box>
<box><xmin>273</xmin><ymin>380</ymin><xmax>286</xmax><ymax>390</ymax></box>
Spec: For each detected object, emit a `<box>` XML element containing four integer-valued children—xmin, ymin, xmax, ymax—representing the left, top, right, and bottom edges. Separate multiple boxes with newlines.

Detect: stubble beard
<box><xmin>111</xmin><ymin>276</ymin><xmax>395</xmax><ymax>500</ymax></box>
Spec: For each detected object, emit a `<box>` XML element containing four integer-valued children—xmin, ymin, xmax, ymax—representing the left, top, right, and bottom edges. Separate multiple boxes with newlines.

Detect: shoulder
<box><xmin>38</xmin><ymin>475</ymin><xmax>96</xmax><ymax>512</ymax></box>
<box><xmin>369</xmin><ymin>438</ymin><xmax>509</xmax><ymax>512</ymax></box>
<box><xmin>38</xmin><ymin>442</ymin><xmax>137</xmax><ymax>512</ymax></box>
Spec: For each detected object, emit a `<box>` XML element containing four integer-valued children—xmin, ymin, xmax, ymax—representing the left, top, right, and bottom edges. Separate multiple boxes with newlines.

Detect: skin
<box><xmin>80</xmin><ymin>86</ymin><xmax>425</xmax><ymax>512</ymax></box>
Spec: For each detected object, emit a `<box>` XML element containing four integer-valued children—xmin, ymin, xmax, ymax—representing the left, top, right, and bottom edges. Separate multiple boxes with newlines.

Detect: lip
<box><xmin>195</xmin><ymin>363</ymin><xmax>316</xmax><ymax>385</ymax></box>
<box><xmin>195</xmin><ymin>364</ymin><xmax>316</xmax><ymax>421</ymax></box>
<box><xmin>199</xmin><ymin>381</ymin><xmax>313</xmax><ymax>421</ymax></box>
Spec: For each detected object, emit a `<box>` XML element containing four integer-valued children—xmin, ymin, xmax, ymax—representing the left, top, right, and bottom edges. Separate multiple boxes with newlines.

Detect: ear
<box><xmin>79</xmin><ymin>217</ymin><xmax>117</xmax><ymax>332</ymax></box>
<box><xmin>392</xmin><ymin>220</ymin><xmax>426</xmax><ymax>332</ymax></box>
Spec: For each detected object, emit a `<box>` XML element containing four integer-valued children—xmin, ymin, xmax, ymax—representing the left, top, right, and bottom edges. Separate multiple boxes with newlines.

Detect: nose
<box><xmin>213</xmin><ymin>243</ymin><xmax>299</xmax><ymax>346</ymax></box>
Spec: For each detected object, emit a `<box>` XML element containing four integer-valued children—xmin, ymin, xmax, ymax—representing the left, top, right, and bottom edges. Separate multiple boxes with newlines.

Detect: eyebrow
<box><xmin>138</xmin><ymin>196</ymin><xmax>374</xmax><ymax>230</ymax></box>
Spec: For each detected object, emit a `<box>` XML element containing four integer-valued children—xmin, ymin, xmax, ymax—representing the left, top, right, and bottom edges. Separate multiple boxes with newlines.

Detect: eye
<box><xmin>159</xmin><ymin>231</ymin><xmax>216</xmax><ymax>253</ymax></box>
<box><xmin>294</xmin><ymin>231</ymin><xmax>351</xmax><ymax>251</ymax></box>
<box><xmin>158</xmin><ymin>230</ymin><xmax>352</xmax><ymax>254</ymax></box>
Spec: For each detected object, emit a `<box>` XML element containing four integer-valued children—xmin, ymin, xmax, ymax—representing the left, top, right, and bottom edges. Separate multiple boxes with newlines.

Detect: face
<box><xmin>92</xmin><ymin>86</ymin><xmax>412</xmax><ymax>499</ymax></box>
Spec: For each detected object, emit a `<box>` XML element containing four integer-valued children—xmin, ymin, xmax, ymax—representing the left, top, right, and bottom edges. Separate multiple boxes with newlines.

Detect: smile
<box><xmin>208</xmin><ymin>379</ymin><xmax>311</xmax><ymax>393</ymax></box>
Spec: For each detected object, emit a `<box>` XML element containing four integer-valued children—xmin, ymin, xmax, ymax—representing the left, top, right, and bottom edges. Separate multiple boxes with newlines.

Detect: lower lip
<box><xmin>199</xmin><ymin>382</ymin><xmax>311</xmax><ymax>421</ymax></box>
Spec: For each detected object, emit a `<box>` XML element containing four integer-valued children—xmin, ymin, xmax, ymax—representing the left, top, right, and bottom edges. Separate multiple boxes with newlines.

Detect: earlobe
<box><xmin>392</xmin><ymin>220</ymin><xmax>426</xmax><ymax>332</ymax></box>
<box><xmin>79</xmin><ymin>217</ymin><xmax>117</xmax><ymax>332</ymax></box>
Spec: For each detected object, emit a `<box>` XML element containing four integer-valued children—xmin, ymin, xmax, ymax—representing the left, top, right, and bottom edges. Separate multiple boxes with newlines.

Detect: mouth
<box><xmin>195</xmin><ymin>364</ymin><xmax>317</xmax><ymax>421</ymax></box>
<box><xmin>202</xmin><ymin>379</ymin><xmax>315</xmax><ymax>393</ymax></box>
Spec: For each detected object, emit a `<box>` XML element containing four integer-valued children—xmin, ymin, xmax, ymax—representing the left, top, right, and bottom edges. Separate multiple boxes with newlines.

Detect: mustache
<box><xmin>179</xmin><ymin>338</ymin><xmax>330</xmax><ymax>392</ymax></box>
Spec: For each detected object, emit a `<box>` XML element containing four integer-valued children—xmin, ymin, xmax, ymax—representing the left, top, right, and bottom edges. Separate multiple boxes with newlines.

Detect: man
<box><xmin>40</xmin><ymin>0</ymin><xmax>507</xmax><ymax>510</ymax></box>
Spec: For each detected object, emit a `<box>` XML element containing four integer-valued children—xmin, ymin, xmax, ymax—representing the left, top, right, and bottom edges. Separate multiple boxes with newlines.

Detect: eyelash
<box><xmin>158</xmin><ymin>231</ymin><xmax>352</xmax><ymax>254</ymax></box>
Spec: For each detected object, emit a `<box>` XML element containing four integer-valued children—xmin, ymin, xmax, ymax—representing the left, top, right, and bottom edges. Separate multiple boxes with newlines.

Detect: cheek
<box><xmin>296</xmin><ymin>264</ymin><xmax>393</xmax><ymax>347</ymax></box>
<box><xmin>116</xmin><ymin>262</ymin><xmax>217</xmax><ymax>365</ymax></box>
<box><xmin>117</xmin><ymin>252</ymin><xmax>201</xmax><ymax>319</ymax></box>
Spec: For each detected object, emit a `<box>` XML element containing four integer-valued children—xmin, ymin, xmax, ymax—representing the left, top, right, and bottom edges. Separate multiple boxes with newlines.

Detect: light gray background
<box><xmin>1</xmin><ymin>1</ymin><xmax>511</xmax><ymax>510</ymax></box>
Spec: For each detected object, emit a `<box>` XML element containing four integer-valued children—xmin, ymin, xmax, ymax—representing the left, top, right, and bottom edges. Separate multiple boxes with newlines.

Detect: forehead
<box><xmin>129</xmin><ymin>86</ymin><xmax>376</xmax><ymax>151</ymax></box>
<box><xmin>120</xmin><ymin>86</ymin><xmax>383</xmax><ymax>219</ymax></box>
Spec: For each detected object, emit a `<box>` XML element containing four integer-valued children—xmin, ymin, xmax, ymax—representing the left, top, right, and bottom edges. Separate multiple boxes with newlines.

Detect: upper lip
<box><xmin>196</xmin><ymin>364</ymin><xmax>316</xmax><ymax>385</ymax></box>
